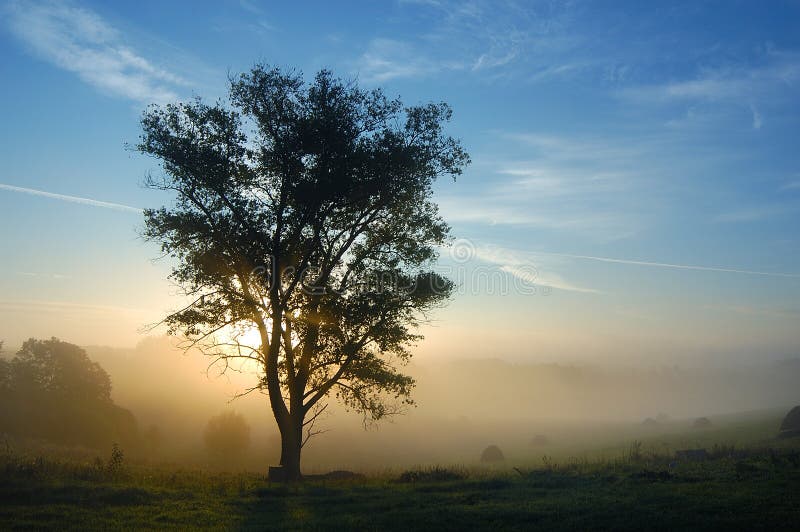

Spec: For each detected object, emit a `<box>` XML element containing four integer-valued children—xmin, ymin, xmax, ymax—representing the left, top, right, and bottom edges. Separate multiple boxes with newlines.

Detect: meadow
<box><xmin>2</xmin><ymin>410</ymin><xmax>799</xmax><ymax>530</ymax></box>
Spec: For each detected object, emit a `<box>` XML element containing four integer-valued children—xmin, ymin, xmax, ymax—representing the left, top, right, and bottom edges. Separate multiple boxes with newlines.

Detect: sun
<box><xmin>210</xmin><ymin>324</ymin><xmax>265</xmax><ymax>375</ymax></box>
<box><xmin>233</xmin><ymin>324</ymin><xmax>263</xmax><ymax>350</ymax></box>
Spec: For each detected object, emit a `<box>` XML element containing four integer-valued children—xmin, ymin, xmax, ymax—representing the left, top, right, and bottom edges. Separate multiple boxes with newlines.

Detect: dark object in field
<box><xmin>642</xmin><ymin>417</ymin><xmax>659</xmax><ymax>427</ymax></box>
<box><xmin>530</xmin><ymin>434</ymin><xmax>550</xmax><ymax>446</ymax></box>
<box><xmin>481</xmin><ymin>445</ymin><xmax>505</xmax><ymax>462</ymax></box>
<box><xmin>692</xmin><ymin>417</ymin><xmax>712</xmax><ymax>429</ymax></box>
<box><xmin>675</xmin><ymin>449</ymin><xmax>708</xmax><ymax>462</ymax></box>
<box><xmin>779</xmin><ymin>406</ymin><xmax>800</xmax><ymax>438</ymax></box>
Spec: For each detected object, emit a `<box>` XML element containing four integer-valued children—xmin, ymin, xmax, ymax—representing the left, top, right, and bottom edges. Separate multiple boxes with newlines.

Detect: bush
<box><xmin>480</xmin><ymin>445</ymin><xmax>505</xmax><ymax>463</ymax></box>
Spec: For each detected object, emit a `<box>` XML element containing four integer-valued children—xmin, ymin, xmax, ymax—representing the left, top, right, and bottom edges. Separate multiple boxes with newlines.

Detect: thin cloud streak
<box><xmin>0</xmin><ymin>183</ymin><xmax>143</xmax><ymax>213</ymax></box>
<box><xmin>469</xmin><ymin>244</ymin><xmax>599</xmax><ymax>293</ymax></box>
<box><xmin>0</xmin><ymin>299</ymin><xmax>151</xmax><ymax>316</ymax></box>
<box><xmin>531</xmin><ymin>250</ymin><xmax>800</xmax><ymax>279</ymax></box>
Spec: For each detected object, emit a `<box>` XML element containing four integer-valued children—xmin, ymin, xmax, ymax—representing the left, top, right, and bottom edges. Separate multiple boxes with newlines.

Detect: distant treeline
<box><xmin>0</xmin><ymin>338</ymin><xmax>138</xmax><ymax>449</ymax></box>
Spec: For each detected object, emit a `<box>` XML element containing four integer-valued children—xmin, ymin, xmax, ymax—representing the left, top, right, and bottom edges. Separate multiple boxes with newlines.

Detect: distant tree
<box><xmin>138</xmin><ymin>64</ymin><xmax>469</xmax><ymax>479</ymax></box>
<box><xmin>0</xmin><ymin>338</ymin><xmax>137</xmax><ymax>447</ymax></box>
<box><xmin>12</xmin><ymin>338</ymin><xmax>112</xmax><ymax>402</ymax></box>
<box><xmin>203</xmin><ymin>411</ymin><xmax>251</xmax><ymax>465</ymax></box>
<box><xmin>0</xmin><ymin>341</ymin><xmax>9</xmax><ymax>393</ymax></box>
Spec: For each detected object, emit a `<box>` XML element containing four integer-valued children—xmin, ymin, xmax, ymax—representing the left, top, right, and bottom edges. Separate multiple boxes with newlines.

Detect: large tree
<box><xmin>138</xmin><ymin>65</ymin><xmax>469</xmax><ymax>480</ymax></box>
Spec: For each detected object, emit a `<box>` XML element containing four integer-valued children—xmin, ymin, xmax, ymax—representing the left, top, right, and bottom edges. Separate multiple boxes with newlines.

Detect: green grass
<box><xmin>2</xmin><ymin>441</ymin><xmax>800</xmax><ymax>530</ymax></box>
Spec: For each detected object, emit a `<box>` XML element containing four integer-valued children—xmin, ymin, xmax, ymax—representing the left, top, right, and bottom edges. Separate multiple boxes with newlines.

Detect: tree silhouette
<box><xmin>0</xmin><ymin>338</ymin><xmax>137</xmax><ymax>447</ymax></box>
<box><xmin>11</xmin><ymin>338</ymin><xmax>111</xmax><ymax>402</ymax></box>
<box><xmin>203</xmin><ymin>411</ymin><xmax>251</xmax><ymax>467</ymax></box>
<box><xmin>138</xmin><ymin>65</ymin><xmax>469</xmax><ymax>479</ymax></box>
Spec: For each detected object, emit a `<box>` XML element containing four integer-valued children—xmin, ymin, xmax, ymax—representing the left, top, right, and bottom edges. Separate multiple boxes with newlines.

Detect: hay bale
<box><xmin>779</xmin><ymin>406</ymin><xmax>800</xmax><ymax>438</ymax></box>
<box><xmin>480</xmin><ymin>444</ymin><xmax>505</xmax><ymax>462</ymax></box>
<box><xmin>692</xmin><ymin>417</ymin><xmax>712</xmax><ymax>429</ymax></box>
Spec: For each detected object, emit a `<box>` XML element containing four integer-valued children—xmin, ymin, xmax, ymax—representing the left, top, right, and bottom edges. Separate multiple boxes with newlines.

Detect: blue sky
<box><xmin>1</xmin><ymin>0</ymin><xmax>799</xmax><ymax>363</ymax></box>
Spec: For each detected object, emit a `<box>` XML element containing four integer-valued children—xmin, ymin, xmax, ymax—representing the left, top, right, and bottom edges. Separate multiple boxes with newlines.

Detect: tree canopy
<box><xmin>138</xmin><ymin>64</ymin><xmax>469</xmax><ymax>478</ymax></box>
<box><xmin>204</xmin><ymin>411</ymin><xmax>251</xmax><ymax>467</ymax></box>
<box><xmin>0</xmin><ymin>338</ymin><xmax>137</xmax><ymax>448</ymax></box>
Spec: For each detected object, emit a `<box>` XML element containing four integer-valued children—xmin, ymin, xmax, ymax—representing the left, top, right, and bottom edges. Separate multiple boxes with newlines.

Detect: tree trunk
<box><xmin>277</xmin><ymin>413</ymin><xmax>303</xmax><ymax>481</ymax></box>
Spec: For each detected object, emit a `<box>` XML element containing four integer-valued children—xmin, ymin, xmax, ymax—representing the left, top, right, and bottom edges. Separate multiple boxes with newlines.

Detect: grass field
<box><xmin>2</xmin><ymin>414</ymin><xmax>800</xmax><ymax>530</ymax></box>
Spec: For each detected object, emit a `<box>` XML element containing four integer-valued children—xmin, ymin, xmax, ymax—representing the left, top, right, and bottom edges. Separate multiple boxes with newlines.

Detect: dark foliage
<box><xmin>203</xmin><ymin>411</ymin><xmax>251</xmax><ymax>465</ymax></box>
<box><xmin>779</xmin><ymin>406</ymin><xmax>800</xmax><ymax>438</ymax></box>
<box><xmin>0</xmin><ymin>338</ymin><xmax>137</xmax><ymax>448</ymax></box>
<box><xmin>480</xmin><ymin>445</ymin><xmax>505</xmax><ymax>462</ymax></box>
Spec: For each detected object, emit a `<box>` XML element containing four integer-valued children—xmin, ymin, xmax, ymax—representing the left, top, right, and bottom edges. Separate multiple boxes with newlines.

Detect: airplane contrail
<box><xmin>0</xmin><ymin>183</ymin><xmax>143</xmax><ymax>213</ymax></box>
<box><xmin>3</xmin><ymin>182</ymin><xmax>797</xmax><ymax>279</ymax></box>
<box><xmin>531</xmin><ymin>250</ymin><xmax>800</xmax><ymax>278</ymax></box>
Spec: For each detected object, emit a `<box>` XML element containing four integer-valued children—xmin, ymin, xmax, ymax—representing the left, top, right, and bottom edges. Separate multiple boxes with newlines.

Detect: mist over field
<box><xmin>2</xmin><ymin>336</ymin><xmax>772</xmax><ymax>472</ymax></box>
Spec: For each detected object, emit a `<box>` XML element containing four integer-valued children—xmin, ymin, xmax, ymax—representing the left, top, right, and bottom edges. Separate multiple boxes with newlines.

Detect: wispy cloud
<box><xmin>705</xmin><ymin>304</ymin><xmax>800</xmax><ymax>319</ymax></box>
<box><xmin>355</xmin><ymin>38</ymin><xmax>456</xmax><ymax>82</ymax></box>
<box><xmin>750</xmin><ymin>104</ymin><xmax>763</xmax><ymax>130</ymax></box>
<box><xmin>470</xmin><ymin>243</ymin><xmax>598</xmax><ymax>293</ymax></box>
<box><xmin>447</xmin><ymin>239</ymin><xmax>799</xmax><ymax>300</ymax></box>
<box><xmin>618</xmin><ymin>52</ymin><xmax>800</xmax><ymax>128</ymax></box>
<box><xmin>436</xmin><ymin>195</ymin><xmax>630</xmax><ymax>239</ymax></box>
<box><xmin>0</xmin><ymin>299</ymin><xmax>150</xmax><ymax>316</ymax></box>
<box><xmin>530</xmin><ymin>250</ymin><xmax>800</xmax><ymax>279</ymax></box>
<box><xmin>713</xmin><ymin>205</ymin><xmax>790</xmax><ymax>224</ymax></box>
<box><xmin>5</xmin><ymin>0</ymin><xmax>187</xmax><ymax>104</ymax></box>
<box><xmin>16</xmin><ymin>271</ymin><xmax>71</xmax><ymax>279</ymax></box>
<box><xmin>0</xmin><ymin>183</ymin><xmax>142</xmax><ymax>213</ymax></box>
<box><xmin>436</xmin><ymin>132</ymin><xmax>655</xmax><ymax>241</ymax></box>
<box><xmin>472</xmin><ymin>50</ymin><xmax>517</xmax><ymax>71</ymax></box>
<box><xmin>238</xmin><ymin>0</ymin><xmax>264</xmax><ymax>15</ymax></box>
<box><xmin>356</xmin><ymin>0</ymin><xmax>579</xmax><ymax>83</ymax></box>
<box><xmin>625</xmin><ymin>77</ymin><xmax>747</xmax><ymax>102</ymax></box>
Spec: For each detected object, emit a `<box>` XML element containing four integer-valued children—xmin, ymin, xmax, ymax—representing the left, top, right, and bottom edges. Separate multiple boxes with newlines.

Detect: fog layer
<box><xmin>67</xmin><ymin>336</ymin><xmax>799</xmax><ymax>471</ymax></box>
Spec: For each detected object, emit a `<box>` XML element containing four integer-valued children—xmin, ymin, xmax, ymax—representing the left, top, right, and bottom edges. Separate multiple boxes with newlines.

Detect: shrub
<box><xmin>480</xmin><ymin>445</ymin><xmax>505</xmax><ymax>463</ymax></box>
